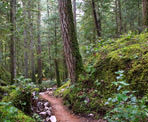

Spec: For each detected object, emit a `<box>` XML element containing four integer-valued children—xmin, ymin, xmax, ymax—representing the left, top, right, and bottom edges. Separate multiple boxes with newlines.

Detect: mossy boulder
<box><xmin>0</xmin><ymin>103</ymin><xmax>35</xmax><ymax>122</ymax></box>
<box><xmin>2</xmin><ymin>88</ymin><xmax>32</xmax><ymax>114</ymax></box>
<box><xmin>87</xmin><ymin>32</ymin><xmax>148</xmax><ymax>96</ymax></box>
<box><xmin>63</xmin><ymin>32</ymin><xmax>148</xmax><ymax>118</ymax></box>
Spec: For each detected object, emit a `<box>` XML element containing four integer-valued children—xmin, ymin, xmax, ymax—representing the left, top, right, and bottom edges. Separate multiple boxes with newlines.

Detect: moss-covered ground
<box><xmin>55</xmin><ymin>32</ymin><xmax>148</xmax><ymax>119</ymax></box>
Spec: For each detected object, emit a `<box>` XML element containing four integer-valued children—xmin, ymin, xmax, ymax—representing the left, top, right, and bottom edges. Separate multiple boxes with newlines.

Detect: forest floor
<box><xmin>40</xmin><ymin>91</ymin><xmax>105</xmax><ymax>122</ymax></box>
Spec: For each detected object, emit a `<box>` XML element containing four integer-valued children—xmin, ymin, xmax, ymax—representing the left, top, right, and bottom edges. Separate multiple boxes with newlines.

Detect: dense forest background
<box><xmin>0</xmin><ymin>0</ymin><xmax>148</xmax><ymax>122</ymax></box>
<box><xmin>0</xmin><ymin>0</ymin><xmax>146</xmax><ymax>82</ymax></box>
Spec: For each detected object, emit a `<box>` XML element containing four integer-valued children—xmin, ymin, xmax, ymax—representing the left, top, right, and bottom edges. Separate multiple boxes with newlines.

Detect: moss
<box><xmin>0</xmin><ymin>65</ymin><xmax>10</xmax><ymax>84</ymax></box>
<box><xmin>54</xmin><ymin>80</ymin><xmax>70</xmax><ymax>97</ymax></box>
<box><xmin>0</xmin><ymin>105</ymin><xmax>35</xmax><ymax>122</ymax></box>
<box><xmin>2</xmin><ymin>88</ymin><xmax>32</xmax><ymax>114</ymax></box>
<box><xmin>62</xmin><ymin>32</ymin><xmax>148</xmax><ymax>118</ymax></box>
<box><xmin>0</xmin><ymin>85</ymin><xmax>16</xmax><ymax>100</ymax></box>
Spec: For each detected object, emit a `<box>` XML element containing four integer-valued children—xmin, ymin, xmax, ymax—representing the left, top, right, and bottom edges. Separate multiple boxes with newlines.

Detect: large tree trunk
<box><xmin>47</xmin><ymin>0</ymin><xmax>52</xmax><ymax>79</ymax></box>
<box><xmin>28</xmin><ymin>0</ymin><xmax>35</xmax><ymax>82</ymax></box>
<box><xmin>91</xmin><ymin>0</ymin><xmax>101</xmax><ymax>37</ymax></box>
<box><xmin>10</xmin><ymin>0</ymin><xmax>16</xmax><ymax>84</ymax></box>
<box><xmin>54</xmin><ymin>59</ymin><xmax>61</xmax><ymax>87</ymax></box>
<box><xmin>54</xmin><ymin>19</ymin><xmax>61</xmax><ymax>87</ymax></box>
<box><xmin>22</xmin><ymin>1</ymin><xmax>29</xmax><ymax>78</ymax></box>
<box><xmin>37</xmin><ymin>0</ymin><xmax>42</xmax><ymax>84</ymax></box>
<box><xmin>73</xmin><ymin>0</ymin><xmax>76</xmax><ymax>28</ymax></box>
<box><xmin>142</xmin><ymin>0</ymin><xmax>148</xmax><ymax>28</ymax></box>
<box><xmin>58</xmin><ymin>0</ymin><xmax>83</xmax><ymax>83</ymax></box>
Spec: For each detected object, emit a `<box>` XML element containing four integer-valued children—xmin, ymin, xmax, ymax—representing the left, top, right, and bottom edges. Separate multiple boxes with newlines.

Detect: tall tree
<box><xmin>28</xmin><ymin>0</ymin><xmax>35</xmax><ymax>81</ymax></box>
<box><xmin>91</xmin><ymin>0</ymin><xmax>101</xmax><ymax>37</ymax></box>
<box><xmin>73</xmin><ymin>0</ymin><xmax>76</xmax><ymax>28</ymax></box>
<box><xmin>10</xmin><ymin>0</ymin><xmax>16</xmax><ymax>83</ymax></box>
<box><xmin>22</xmin><ymin>1</ymin><xmax>29</xmax><ymax>78</ymax></box>
<box><xmin>142</xmin><ymin>0</ymin><xmax>148</xmax><ymax>28</ymax></box>
<box><xmin>37</xmin><ymin>0</ymin><xmax>42</xmax><ymax>84</ymax></box>
<box><xmin>58</xmin><ymin>0</ymin><xmax>83</xmax><ymax>83</ymax></box>
<box><xmin>118</xmin><ymin>0</ymin><xmax>123</xmax><ymax>34</ymax></box>
<box><xmin>54</xmin><ymin>18</ymin><xmax>61</xmax><ymax>87</ymax></box>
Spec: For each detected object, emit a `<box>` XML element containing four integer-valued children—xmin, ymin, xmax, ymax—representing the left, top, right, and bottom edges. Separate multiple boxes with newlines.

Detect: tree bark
<box><xmin>142</xmin><ymin>0</ymin><xmax>148</xmax><ymax>28</ymax></box>
<box><xmin>91</xmin><ymin>0</ymin><xmax>101</xmax><ymax>37</ymax></box>
<box><xmin>58</xmin><ymin>0</ymin><xmax>83</xmax><ymax>83</ymax></box>
<box><xmin>54</xmin><ymin>19</ymin><xmax>61</xmax><ymax>87</ymax></box>
<box><xmin>73</xmin><ymin>0</ymin><xmax>76</xmax><ymax>28</ymax></box>
<box><xmin>22</xmin><ymin>1</ymin><xmax>29</xmax><ymax>78</ymax></box>
<box><xmin>28</xmin><ymin>0</ymin><xmax>35</xmax><ymax>82</ymax></box>
<box><xmin>47</xmin><ymin>0</ymin><xmax>52</xmax><ymax>79</ymax></box>
<box><xmin>118</xmin><ymin>0</ymin><xmax>123</xmax><ymax>34</ymax></box>
<box><xmin>10</xmin><ymin>0</ymin><xmax>16</xmax><ymax>84</ymax></box>
<box><xmin>37</xmin><ymin>0</ymin><xmax>42</xmax><ymax>84</ymax></box>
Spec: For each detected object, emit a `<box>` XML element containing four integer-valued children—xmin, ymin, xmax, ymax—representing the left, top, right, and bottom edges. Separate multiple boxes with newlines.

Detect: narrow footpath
<box><xmin>40</xmin><ymin>91</ymin><xmax>105</xmax><ymax>122</ymax></box>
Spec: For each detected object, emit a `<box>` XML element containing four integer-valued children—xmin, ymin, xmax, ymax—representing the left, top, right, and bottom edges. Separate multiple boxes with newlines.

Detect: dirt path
<box><xmin>40</xmin><ymin>92</ymin><xmax>103</xmax><ymax>122</ymax></box>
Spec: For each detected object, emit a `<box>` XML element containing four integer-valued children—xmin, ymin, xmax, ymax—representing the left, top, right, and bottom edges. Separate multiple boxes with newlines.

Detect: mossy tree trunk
<box><xmin>58</xmin><ymin>0</ymin><xmax>83</xmax><ymax>83</ymax></box>
<box><xmin>54</xmin><ymin>19</ymin><xmax>61</xmax><ymax>87</ymax></box>
<box><xmin>22</xmin><ymin>0</ymin><xmax>29</xmax><ymax>78</ymax></box>
<box><xmin>142</xmin><ymin>0</ymin><xmax>148</xmax><ymax>28</ymax></box>
<box><xmin>91</xmin><ymin>0</ymin><xmax>101</xmax><ymax>37</ymax></box>
<box><xmin>28</xmin><ymin>0</ymin><xmax>36</xmax><ymax>82</ymax></box>
<box><xmin>10</xmin><ymin>0</ymin><xmax>16</xmax><ymax>84</ymax></box>
<box><xmin>37</xmin><ymin>0</ymin><xmax>42</xmax><ymax>84</ymax></box>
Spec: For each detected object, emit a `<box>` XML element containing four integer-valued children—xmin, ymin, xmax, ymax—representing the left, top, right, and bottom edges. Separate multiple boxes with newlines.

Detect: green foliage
<box><xmin>0</xmin><ymin>65</ymin><xmax>10</xmax><ymax>85</ymax></box>
<box><xmin>40</xmin><ymin>80</ymin><xmax>57</xmax><ymax>90</ymax></box>
<box><xmin>90</xmin><ymin>32</ymin><xmax>148</xmax><ymax>96</ymax></box>
<box><xmin>62</xmin><ymin>32</ymin><xmax>148</xmax><ymax>118</ymax></box>
<box><xmin>32</xmin><ymin>113</ymin><xmax>42</xmax><ymax>122</ymax></box>
<box><xmin>0</xmin><ymin>85</ymin><xmax>16</xmax><ymax>100</ymax></box>
<box><xmin>0</xmin><ymin>102</ymin><xmax>35</xmax><ymax>122</ymax></box>
<box><xmin>105</xmin><ymin>71</ymin><xmax>148</xmax><ymax>122</ymax></box>
<box><xmin>54</xmin><ymin>80</ymin><xmax>70</xmax><ymax>97</ymax></box>
<box><xmin>2</xmin><ymin>76</ymin><xmax>39</xmax><ymax>114</ymax></box>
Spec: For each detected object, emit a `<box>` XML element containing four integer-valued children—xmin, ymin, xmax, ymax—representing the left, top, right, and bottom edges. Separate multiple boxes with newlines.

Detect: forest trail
<box><xmin>40</xmin><ymin>92</ymin><xmax>104</xmax><ymax>122</ymax></box>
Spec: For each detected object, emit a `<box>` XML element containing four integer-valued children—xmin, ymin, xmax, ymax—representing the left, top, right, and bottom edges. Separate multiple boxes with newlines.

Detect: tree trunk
<box><xmin>22</xmin><ymin>1</ymin><xmax>29</xmax><ymax>78</ymax></box>
<box><xmin>37</xmin><ymin>0</ymin><xmax>42</xmax><ymax>84</ymax></box>
<box><xmin>142</xmin><ymin>0</ymin><xmax>148</xmax><ymax>28</ymax></box>
<box><xmin>91</xmin><ymin>0</ymin><xmax>101</xmax><ymax>37</ymax></box>
<box><xmin>10</xmin><ymin>0</ymin><xmax>16</xmax><ymax>84</ymax></box>
<box><xmin>58</xmin><ymin>0</ymin><xmax>83</xmax><ymax>83</ymax></box>
<box><xmin>54</xmin><ymin>19</ymin><xmax>61</xmax><ymax>87</ymax></box>
<box><xmin>47</xmin><ymin>0</ymin><xmax>52</xmax><ymax>80</ymax></box>
<box><xmin>54</xmin><ymin>59</ymin><xmax>61</xmax><ymax>87</ymax></box>
<box><xmin>115</xmin><ymin>0</ymin><xmax>119</xmax><ymax>36</ymax></box>
<box><xmin>118</xmin><ymin>0</ymin><xmax>123</xmax><ymax>34</ymax></box>
<box><xmin>73</xmin><ymin>0</ymin><xmax>76</xmax><ymax>28</ymax></box>
<box><xmin>28</xmin><ymin>0</ymin><xmax>35</xmax><ymax>82</ymax></box>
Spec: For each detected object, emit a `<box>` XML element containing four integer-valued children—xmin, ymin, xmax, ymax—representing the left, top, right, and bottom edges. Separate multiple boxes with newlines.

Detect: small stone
<box><xmin>49</xmin><ymin>88</ymin><xmax>53</xmax><ymax>90</ymax></box>
<box><xmin>46</xmin><ymin>117</ymin><xmax>50</xmax><ymax>121</ymax></box>
<box><xmin>37</xmin><ymin>102</ymin><xmax>44</xmax><ymax>111</ymax></box>
<box><xmin>39</xmin><ymin>92</ymin><xmax>44</xmax><ymax>95</ymax></box>
<box><xmin>46</xmin><ymin>110</ymin><xmax>51</xmax><ymax>116</ymax></box>
<box><xmin>49</xmin><ymin>116</ymin><xmax>56</xmax><ymax>122</ymax></box>
<box><xmin>44</xmin><ymin>102</ymin><xmax>49</xmax><ymax>107</ymax></box>
<box><xmin>88</xmin><ymin>113</ymin><xmax>94</xmax><ymax>117</ymax></box>
<box><xmin>32</xmin><ymin>91</ymin><xmax>36</xmax><ymax>96</ymax></box>
<box><xmin>39</xmin><ymin>112</ymin><xmax>47</xmax><ymax>118</ymax></box>
<box><xmin>45</xmin><ymin>107</ymin><xmax>49</xmax><ymax>110</ymax></box>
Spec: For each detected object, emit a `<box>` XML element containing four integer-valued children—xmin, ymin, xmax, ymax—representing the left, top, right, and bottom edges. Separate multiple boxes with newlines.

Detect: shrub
<box><xmin>0</xmin><ymin>102</ymin><xmax>35</xmax><ymax>122</ymax></box>
<box><xmin>105</xmin><ymin>71</ymin><xmax>148</xmax><ymax>122</ymax></box>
